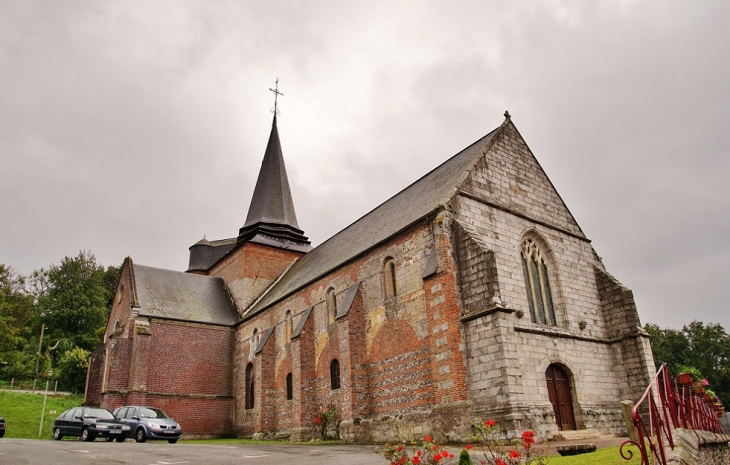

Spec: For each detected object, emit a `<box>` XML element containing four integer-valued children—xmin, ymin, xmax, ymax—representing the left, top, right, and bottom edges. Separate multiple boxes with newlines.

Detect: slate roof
<box><xmin>246</xmin><ymin>126</ymin><xmax>501</xmax><ymax>316</ymax></box>
<box><xmin>238</xmin><ymin>116</ymin><xmax>310</xmax><ymax>247</ymax></box>
<box><xmin>134</xmin><ymin>264</ymin><xmax>238</xmax><ymax>326</ymax></box>
<box><xmin>187</xmin><ymin>237</ymin><xmax>237</xmax><ymax>272</ymax></box>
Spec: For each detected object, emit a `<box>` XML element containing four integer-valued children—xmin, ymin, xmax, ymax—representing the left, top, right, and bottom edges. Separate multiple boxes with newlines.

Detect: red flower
<box><xmin>412</xmin><ymin>458</ymin><xmax>420</xmax><ymax>465</ymax></box>
<box><xmin>448</xmin><ymin>453</ymin><xmax>454</xmax><ymax>458</ymax></box>
<box><xmin>434</xmin><ymin>455</ymin><xmax>442</xmax><ymax>462</ymax></box>
<box><xmin>433</xmin><ymin>445</ymin><xmax>439</xmax><ymax>450</ymax></box>
<box><xmin>465</xmin><ymin>445</ymin><xmax>473</xmax><ymax>450</ymax></box>
<box><xmin>415</xmin><ymin>450</ymin><xmax>422</xmax><ymax>456</ymax></box>
<box><xmin>397</xmin><ymin>444</ymin><xmax>404</xmax><ymax>451</ymax></box>
<box><xmin>509</xmin><ymin>450</ymin><xmax>520</xmax><ymax>459</ymax></box>
<box><xmin>485</xmin><ymin>420</ymin><xmax>496</xmax><ymax>427</ymax></box>
<box><xmin>425</xmin><ymin>435</ymin><xmax>432</xmax><ymax>442</ymax></box>
<box><xmin>496</xmin><ymin>460</ymin><xmax>507</xmax><ymax>465</ymax></box>
<box><xmin>315</xmin><ymin>414</ymin><xmax>323</xmax><ymax>425</ymax></box>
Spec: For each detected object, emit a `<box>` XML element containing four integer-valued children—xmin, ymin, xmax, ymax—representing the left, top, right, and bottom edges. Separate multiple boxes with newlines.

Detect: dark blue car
<box><xmin>53</xmin><ymin>407</ymin><xmax>130</xmax><ymax>441</ymax></box>
<box><xmin>113</xmin><ymin>406</ymin><xmax>181</xmax><ymax>443</ymax></box>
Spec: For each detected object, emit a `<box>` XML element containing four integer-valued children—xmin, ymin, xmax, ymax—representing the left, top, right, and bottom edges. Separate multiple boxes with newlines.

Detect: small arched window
<box><xmin>286</xmin><ymin>372</ymin><xmax>293</xmax><ymax>400</ymax></box>
<box><xmin>285</xmin><ymin>310</ymin><xmax>293</xmax><ymax>341</ymax></box>
<box><xmin>520</xmin><ymin>237</ymin><xmax>557</xmax><ymax>326</ymax></box>
<box><xmin>330</xmin><ymin>359</ymin><xmax>340</xmax><ymax>390</ymax></box>
<box><xmin>245</xmin><ymin>363</ymin><xmax>255</xmax><ymax>410</ymax></box>
<box><xmin>326</xmin><ymin>288</ymin><xmax>337</xmax><ymax>325</ymax></box>
<box><xmin>383</xmin><ymin>258</ymin><xmax>397</xmax><ymax>299</ymax></box>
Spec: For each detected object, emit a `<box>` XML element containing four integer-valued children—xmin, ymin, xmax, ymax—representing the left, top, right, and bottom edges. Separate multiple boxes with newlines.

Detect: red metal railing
<box><xmin>620</xmin><ymin>364</ymin><xmax>726</xmax><ymax>464</ymax></box>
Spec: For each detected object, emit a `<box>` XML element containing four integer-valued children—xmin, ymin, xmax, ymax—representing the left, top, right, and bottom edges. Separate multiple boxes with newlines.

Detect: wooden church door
<box><xmin>545</xmin><ymin>364</ymin><xmax>576</xmax><ymax>431</ymax></box>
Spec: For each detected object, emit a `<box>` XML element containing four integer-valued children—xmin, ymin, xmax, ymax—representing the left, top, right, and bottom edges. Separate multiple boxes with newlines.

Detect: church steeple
<box><xmin>237</xmin><ymin>115</ymin><xmax>311</xmax><ymax>249</ymax></box>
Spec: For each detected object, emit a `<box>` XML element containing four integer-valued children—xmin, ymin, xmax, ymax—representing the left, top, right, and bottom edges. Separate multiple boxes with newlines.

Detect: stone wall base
<box><xmin>665</xmin><ymin>428</ymin><xmax>729</xmax><ymax>464</ymax></box>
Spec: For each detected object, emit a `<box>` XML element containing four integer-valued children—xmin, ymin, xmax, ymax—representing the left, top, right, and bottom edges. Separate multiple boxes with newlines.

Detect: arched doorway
<box><xmin>545</xmin><ymin>364</ymin><xmax>576</xmax><ymax>431</ymax></box>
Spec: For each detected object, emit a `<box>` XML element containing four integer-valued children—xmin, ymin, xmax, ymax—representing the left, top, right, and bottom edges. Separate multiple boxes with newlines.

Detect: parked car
<box><xmin>112</xmin><ymin>406</ymin><xmax>181</xmax><ymax>443</ymax></box>
<box><xmin>0</xmin><ymin>416</ymin><xmax>5</xmax><ymax>438</ymax></box>
<box><xmin>53</xmin><ymin>407</ymin><xmax>131</xmax><ymax>442</ymax></box>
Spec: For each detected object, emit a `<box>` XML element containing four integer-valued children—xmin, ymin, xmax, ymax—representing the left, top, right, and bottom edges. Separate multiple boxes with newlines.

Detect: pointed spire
<box><xmin>238</xmin><ymin>115</ymin><xmax>310</xmax><ymax>248</ymax></box>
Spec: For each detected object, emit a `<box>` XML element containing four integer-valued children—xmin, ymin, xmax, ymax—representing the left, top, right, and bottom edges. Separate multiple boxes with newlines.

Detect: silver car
<box><xmin>112</xmin><ymin>406</ymin><xmax>181</xmax><ymax>443</ymax></box>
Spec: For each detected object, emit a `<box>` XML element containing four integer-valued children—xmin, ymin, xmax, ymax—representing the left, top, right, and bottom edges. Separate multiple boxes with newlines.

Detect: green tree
<box><xmin>645</xmin><ymin>323</ymin><xmax>690</xmax><ymax>368</ymax></box>
<box><xmin>55</xmin><ymin>346</ymin><xmax>90</xmax><ymax>393</ymax></box>
<box><xmin>0</xmin><ymin>265</ymin><xmax>36</xmax><ymax>378</ymax></box>
<box><xmin>646</xmin><ymin>320</ymin><xmax>730</xmax><ymax>405</ymax></box>
<box><xmin>37</xmin><ymin>251</ymin><xmax>113</xmax><ymax>352</ymax></box>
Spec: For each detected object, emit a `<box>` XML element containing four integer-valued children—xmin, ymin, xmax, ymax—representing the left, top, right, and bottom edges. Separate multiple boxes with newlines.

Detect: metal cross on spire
<box><xmin>269</xmin><ymin>78</ymin><xmax>284</xmax><ymax>116</ymax></box>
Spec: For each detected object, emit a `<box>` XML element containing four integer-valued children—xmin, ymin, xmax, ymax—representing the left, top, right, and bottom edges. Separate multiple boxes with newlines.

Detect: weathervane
<box><xmin>269</xmin><ymin>78</ymin><xmax>283</xmax><ymax>116</ymax></box>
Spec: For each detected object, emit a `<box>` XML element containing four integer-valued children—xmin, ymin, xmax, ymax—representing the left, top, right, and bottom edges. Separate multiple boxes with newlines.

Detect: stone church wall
<box><xmin>449</xmin><ymin>123</ymin><xmax>653</xmax><ymax>438</ymax></box>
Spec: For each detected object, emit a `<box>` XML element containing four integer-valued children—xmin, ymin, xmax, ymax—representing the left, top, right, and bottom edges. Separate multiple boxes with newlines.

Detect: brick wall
<box><xmin>145</xmin><ymin>320</ymin><xmax>233</xmax><ymax>396</ymax></box>
<box><xmin>209</xmin><ymin>242</ymin><xmax>303</xmax><ymax>312</ymax></box>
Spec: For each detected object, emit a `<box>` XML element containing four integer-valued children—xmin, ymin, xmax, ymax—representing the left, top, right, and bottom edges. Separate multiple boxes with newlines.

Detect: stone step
<box><xmin>553</xmin><ymin>429</ymin><xmax>603</xmax><ymax>441</ymax></box>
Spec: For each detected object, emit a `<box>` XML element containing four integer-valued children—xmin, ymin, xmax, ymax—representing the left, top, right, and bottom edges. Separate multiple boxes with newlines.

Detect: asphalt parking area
<box><xmin>0</xmin><ymin>439</ymin><xmax>385</xmax><ymax>465</ymax></box>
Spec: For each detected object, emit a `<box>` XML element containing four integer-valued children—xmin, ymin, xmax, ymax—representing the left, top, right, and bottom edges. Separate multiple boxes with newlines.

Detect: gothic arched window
<box><xmin>330</xmin><ymin>359</ymin><xmax>341</xmax><ymax>390</ymax></box>
<box><xmin>383</xmin><ymin>257</ymin><xmax>397</xmax><ymax>299</ymax></box>
<box><xmin>245</xmin><ymin>363</ymin><xmax>255</xmax><ymax>410</ymax></box>
<box><xmin>286</xmin><ymin>372</ymin><xmax>293</xmax><ymax>400</ymax></box>
<box><xmin>520</xmin><ymin>237</ymin><xmax>557</xmax><ymax>326</ymax></box>
<box><xmin>326</xmin><ymin>288</ymin><xmax>337</xmax><ymax>325</ymax></box>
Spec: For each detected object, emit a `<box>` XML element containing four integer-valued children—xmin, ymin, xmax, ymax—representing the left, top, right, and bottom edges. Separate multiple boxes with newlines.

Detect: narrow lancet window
<box><xmin>330</xmin><ymin>359</ymin><xmax>340</xmax><ymax>390</ymax></box>
<box><xmin>245</xmin><ymin>363</ymin><xmax>255</xmax><ymax>410</ymax></box>
<box><xmin>383</xmin><ymin>258</ymin><xmax>397</xmax><ymax>299</ymax></box>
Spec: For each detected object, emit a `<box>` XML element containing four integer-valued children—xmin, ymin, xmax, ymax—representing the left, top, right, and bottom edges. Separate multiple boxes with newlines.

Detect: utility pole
<box><xmin>38</xmin><ymin>369</ymin><xmax>52</xmax><ymax>437</ymax></box>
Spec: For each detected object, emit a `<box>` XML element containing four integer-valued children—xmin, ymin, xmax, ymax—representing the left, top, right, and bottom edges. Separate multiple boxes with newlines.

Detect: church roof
<box><xmin>238</xmin><ymin>116</ymin><xmax>310</xmax><ymax>247</ymax></box>
<box><xmin>134</xmin><ymin>264</ymin><xmax>238</xmax><ymax>326</ymax></box>
<box><xmin>246</xmin><ymin>126</ymin><xmax>501</xmax><ymax>316</ymax></box>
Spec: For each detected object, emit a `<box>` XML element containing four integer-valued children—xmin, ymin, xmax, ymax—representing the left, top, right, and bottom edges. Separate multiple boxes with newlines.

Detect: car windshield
<box><xmin>83</xmin><ymin>408</ymin><xmax>114</xmax><ymax>419</ymax></box>
<box><xmin>139</xmin><ymin>407</ymin><xmax>169</xmax><ymax>419</ymax></box>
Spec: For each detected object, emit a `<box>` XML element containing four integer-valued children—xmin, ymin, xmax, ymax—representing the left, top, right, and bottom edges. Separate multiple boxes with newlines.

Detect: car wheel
<box><xmin>115</xmin><ymin>437</ymin><xmax>125</xmax><ymax>442</ymax></box>
<box><xmin>135</xmin><ymin>428</ymin><xmax>147</xmax><ymax>443</ymax></box>
<box><xmin>81</xmin><ymin>427</ymin><xmax>95</xmax><ymax>442</ymax></box>
<box><xmin>53</xmin><ymin>428</ymin><xmax>63</xmax><ymax>440</ymax></box>
<box><xmin>168</xmin><ymin>439</ymin><xmax>178</xmax><ymax>444</ymax></box>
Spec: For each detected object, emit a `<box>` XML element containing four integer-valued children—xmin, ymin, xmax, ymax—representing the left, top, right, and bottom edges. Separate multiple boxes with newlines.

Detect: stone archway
<box><xmin>545</xmin><ymin>364</ymin><xmax>576</xmax><ymax>431</ymax></box>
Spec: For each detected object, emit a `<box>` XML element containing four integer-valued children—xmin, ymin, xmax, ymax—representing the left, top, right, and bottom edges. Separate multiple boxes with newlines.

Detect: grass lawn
<box><xmin>0</xmin><ymin>390</ymin><xmax>84</xmax><ymax>439</ymax></box>
<box><xmin>548</xmin><ymin>444</ymin><xmax>646</xmax><ymax>464</ymax></box>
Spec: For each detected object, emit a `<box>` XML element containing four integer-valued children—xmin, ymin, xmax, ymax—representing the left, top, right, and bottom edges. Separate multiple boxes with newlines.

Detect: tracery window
<box><xmin>245</xmin><ymin>363</ymin><xmax>255</xmax><ymax>410</ymax></box>
<box><xmin>520</xmin><ymin>237</ymin><xmax>557</xmax><ymax>326</ymax></box>
<box><xmin>330</xmin><ymin>359</ymin><xmax>340</xmax><ymax>390</ymax></box>
<box><xmin>383</xmin><ymin>257</ymin><xmax>397</xmax><ymax>299</ymax></box>
<box><xmin>326</xmin><ymin>288</ymin><xmax>337</xmax><ymax>325</ymax></box>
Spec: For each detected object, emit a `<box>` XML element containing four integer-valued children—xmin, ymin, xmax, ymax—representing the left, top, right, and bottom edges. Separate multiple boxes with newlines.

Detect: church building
<box><xmin>85</xmin><ymin>111</ymin><xmax>655</xmax><ymax>442</ymax></box>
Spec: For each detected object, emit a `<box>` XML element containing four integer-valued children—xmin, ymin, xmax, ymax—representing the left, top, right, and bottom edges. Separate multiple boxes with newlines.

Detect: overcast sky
<box><xmin>1</xmin><ymin>0</ymin><xmax>728</xmax><ymax>331</ymax></box>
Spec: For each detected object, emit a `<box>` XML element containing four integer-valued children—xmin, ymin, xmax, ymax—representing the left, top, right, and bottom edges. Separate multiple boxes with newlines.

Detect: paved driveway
<box><xmin>0</xmin><ymin>439</ymin><xmax>385</xmax><ymax>465</ymax></box>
